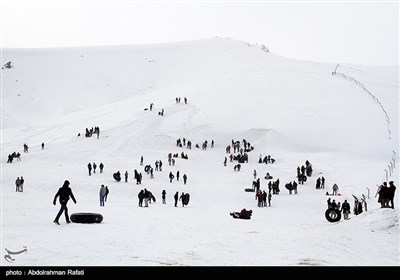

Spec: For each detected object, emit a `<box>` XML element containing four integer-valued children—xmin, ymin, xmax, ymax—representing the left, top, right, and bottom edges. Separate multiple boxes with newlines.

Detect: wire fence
<box><xmin>332</xmin><ymin>64</ymin><xmax>397</xmax><ymax>194</ymax></box>
<box><xmin>332</xmin><ymin>64</ymin><xmax>391</xmax><ymax>140</ymax></box>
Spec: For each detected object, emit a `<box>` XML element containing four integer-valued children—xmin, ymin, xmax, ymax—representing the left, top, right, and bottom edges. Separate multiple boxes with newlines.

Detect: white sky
<box><xmin>1</xmin><ymin>0</ymin><xmax>399</xmax><ymax>66</ymax></box>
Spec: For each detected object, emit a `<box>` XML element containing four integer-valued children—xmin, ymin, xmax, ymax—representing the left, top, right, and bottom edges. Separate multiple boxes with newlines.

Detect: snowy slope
<box><xmin>1</xmin><ymin>38</ymin><xmax>399</xmax><ymax>266</ymax></box>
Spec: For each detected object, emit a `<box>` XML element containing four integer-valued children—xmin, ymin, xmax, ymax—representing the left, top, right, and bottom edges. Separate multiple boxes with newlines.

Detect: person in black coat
<box><xmin>162</xmin><ymin>190</ymin><xmax>166</xmax><ymax>204</ymax></box>
<box><xmin>179</xmin><ymin>192</ymin><xmax>185</xmax><ymax>207</ymax></box>
<box><xmin>105</xmin><ymin>186</ymin><xmax>109</xmax><ymax>202</ymax></box>
<box><xmin>169</xmin><ymin>172</ymin><xmax>174</xmax><ymax>183</ymax></box>
<box><xmin>388</xmin><ymin>181</ymin><xmax>396</xmax><ymax>209</ymax></box>
<box><xmin>174</xmin><ymin>191</ymin><xmax>179</xmax><ymax>207</ymax></box>
<box><xmin>53</xmin><ymin>180</ymin><xmax>77</xmax><ymax>225</ymax></box>
<box><xmin>87</xmin><ymin>163</ymin><xmax>92</xmax><ymax>176</ymax></box>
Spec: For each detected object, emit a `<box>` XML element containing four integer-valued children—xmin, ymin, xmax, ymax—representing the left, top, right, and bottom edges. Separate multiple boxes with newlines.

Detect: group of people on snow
<box><xmin>84</xmin><ymin>126</ymin><xmax>100</xmax><ymax>138</ymax></box>
<box><xmin>87</xmin><ymin>162</ymin><xmax>104</xmax><ymax>176</ymax></box>
<box><xmin>377</xmin><ymin>181</ymin><xmax>396</xmax><ymax>209</ymax></box>
<box><xmin>7</xmin><ymin>152</ymin><xmax>21</xmax><ymax>163</ymax></box>
<box><xmin>15</xmin><ymin>176</ymin><xmax>24</xmax><ymax>192</ymax></box>
<box><xmin>175</xmin><ymin>97</ymin><xmax>188</xmax><ymax>104</ymax></box>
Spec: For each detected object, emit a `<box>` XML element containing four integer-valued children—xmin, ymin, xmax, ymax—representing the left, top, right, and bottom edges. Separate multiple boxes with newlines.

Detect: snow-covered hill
<box><xmin>1</xmin><ymin>38</ymin><xmax>399</xmax><ymax>266</ymax></box>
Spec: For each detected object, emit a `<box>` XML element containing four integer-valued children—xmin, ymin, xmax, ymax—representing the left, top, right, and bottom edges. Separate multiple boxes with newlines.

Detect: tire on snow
<box><xmin>70</xmin><ymin>213</ymin><xmax>103</xmax><ymax>224</ymax></box>
<box><xmin>325</xmin><ymin>208</ymin><xmax>341</xmax><ymax>223</ymax></box>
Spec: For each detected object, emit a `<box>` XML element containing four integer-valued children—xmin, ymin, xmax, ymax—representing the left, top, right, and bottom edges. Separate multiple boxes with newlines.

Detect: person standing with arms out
<box><xmin>53</xmin><ymin>180</ymin><xmax>76</xmax><ymax>225</ymax></box>
<box><xmin>99</xmin><ymin>184</ymin><xmax>106</xmax><ymax>206</ymax></box>
<box><xmin>162</xmin><ymin>190</ymin><xmax>166</xmax><ymax>204</ymax></box>
<box><xmin>174</xmin><ymin>191</ymin><xmax>179</xmax><ymax>207</ymax></box>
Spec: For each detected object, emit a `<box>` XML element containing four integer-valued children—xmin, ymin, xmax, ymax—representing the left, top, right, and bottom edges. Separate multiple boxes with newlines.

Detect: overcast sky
<box><xmin>1</xmin><ymin>0</ymin><xmax>398</xmax><ymax>66</ymax></box>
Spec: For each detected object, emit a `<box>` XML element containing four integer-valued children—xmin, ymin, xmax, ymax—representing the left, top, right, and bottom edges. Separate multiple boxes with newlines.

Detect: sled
<box><xmin>230</xmin><ymin>209</ymin><xmax>252</xmax><ymax>220</ymax></box>
<box><xmin>71</xmin><ymin>213</ymin><xmax>103</xmax><ymax>224</ymax></box>
<box><xmin>113</xmin><ymin>173</ymin><xmax>121</xmax><ymax>182</ymax></box>
<box><xmin>245</xmin><ymin>188</ymin><xmax>255</xmax><ymax>192</ymax></box>
<box><xmin>285</xmin><ymin>184</ymin><xmax>294</xmax><ymax>191</ymax></box>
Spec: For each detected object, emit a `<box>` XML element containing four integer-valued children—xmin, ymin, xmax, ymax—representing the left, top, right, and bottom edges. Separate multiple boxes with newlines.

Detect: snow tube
<box><xmin>113</xmin><ymin>173</ymin><xmax>121</xmax><ymax>182</ymax></box>
<box><xmin>325</xmin><ymin>208</ymin><xmax>341</xmax><ymax>223</ymax></box>
<box><xmin>245</xmin><ymin>188</ymin><xmax>255</xmax><ymax>192</ymax></box>
<box><xmin>70</xmin><ymin>213</ymin><xmax>103</xmax><ymax>224</ymax></box>
<box><xmin>182</xmin><ymin>193</ymin><xmax>190</xmax><ymax>205</ymax></box>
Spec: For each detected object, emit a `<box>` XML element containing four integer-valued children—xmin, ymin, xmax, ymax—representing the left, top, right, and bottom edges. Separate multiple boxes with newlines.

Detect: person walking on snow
<box><xmin>87</xmin><ymin>163</ymin><xmax>92</xmax><ymax>176</ymax></box>
<box><xmin>19</xmin><ymin>176</ymin><xmax>24</xmax><ymax>192</ymax></box>
<box><xmin>53</xmin><ymin>180</ymin><xmax>76</xmax><ymax>225</ymax></box>
<box><xmin>174</xmin><ymin>191</ymin><xmax>179</xmax><ymax>207</ymax></box>
<box><xmin>15</xmin><ymin>177</ymin><xmax>21</xmax><ymax>192</ymax></box>
<box><xmin>99</xmin><ymin>184</ymin><xmax>107</xmax><ymax>206</ymax></box>
<box><xmin>105</xmin><ymin>186</ymin><xmax>109</xmax><ymax>202</ymax></box>
<box><xmin>332</xmin><ymin>183</ymin><xmax>339</xmax><ymax>196</ymax></box>
<box><xmin>169</xmin><ymin>172</ymin><xmax>175</xmax><ymax>183</ymax></box>
<box><xmin>341</xmin><ymin>200</ymin><xmax>351</xmax><ymax>220</ymax></box>
<box><xmin>162</xmin><ymin>190</ymin><xmax>166</xmax><ymax>204</ymax></box>
<box><xmin>179</xmin><ymin>192</ymin><xmax>186</xmax><ymax>207</ymax></box>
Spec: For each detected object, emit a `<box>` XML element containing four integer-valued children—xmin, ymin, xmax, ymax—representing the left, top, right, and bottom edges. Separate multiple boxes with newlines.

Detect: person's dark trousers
<box><xmin>55</xmin><ymin>201</ymin><xmax>70</xmax><ymax>222</ymax></box>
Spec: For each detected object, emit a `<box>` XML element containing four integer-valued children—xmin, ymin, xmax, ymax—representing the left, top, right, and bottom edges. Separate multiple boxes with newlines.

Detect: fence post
<box><xmin>334</xmin><ymin>64</ymin><xmax>340</xmax><ymax>73</ymax></box>
<box><xmin>385</xmin><ymin>169</ymin><xmax>388</xmax><ymax>182</ymax></box>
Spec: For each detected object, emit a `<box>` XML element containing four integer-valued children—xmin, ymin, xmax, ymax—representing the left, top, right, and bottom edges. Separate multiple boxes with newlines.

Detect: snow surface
<box><xmin>1</xmin><ymin>38</ymin><xmax>399</xmax><ymax>266</ymax></box>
